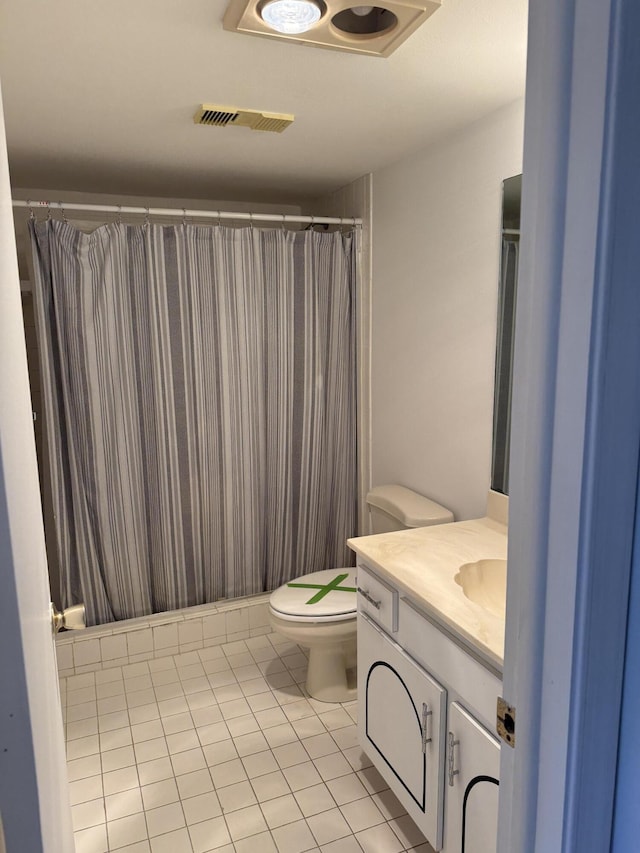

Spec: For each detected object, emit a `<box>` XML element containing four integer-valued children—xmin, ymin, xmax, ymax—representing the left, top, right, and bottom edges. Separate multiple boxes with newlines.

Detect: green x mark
<box><xmin>287</xmin><ymin>572</ymin><xmax>357</xmax><ymax>605</ymax></box>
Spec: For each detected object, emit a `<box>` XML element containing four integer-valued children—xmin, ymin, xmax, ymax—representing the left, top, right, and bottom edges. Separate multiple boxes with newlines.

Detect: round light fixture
<box><xmin>260</xmin><ymin>0</ymin><xmax>323</xmax><ymax>34</ymax></box>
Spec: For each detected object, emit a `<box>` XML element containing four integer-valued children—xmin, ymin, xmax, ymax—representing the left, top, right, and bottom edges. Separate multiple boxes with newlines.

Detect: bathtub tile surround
<box><xmin>56</xmin><ymin>596</ymin><xmax>273</xmax><ymax>679</ymax></box>
<box><xmin>62</xmin><ymin>631</ymin><xmax>434</xmax><ymax>853</ymax></box>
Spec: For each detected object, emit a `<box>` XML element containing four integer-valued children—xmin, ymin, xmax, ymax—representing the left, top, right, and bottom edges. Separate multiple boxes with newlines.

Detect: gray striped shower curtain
<box><xmin>30</xmin><ymin>220</ymin><xmax>356</xmax><ymax>627</ymax></box>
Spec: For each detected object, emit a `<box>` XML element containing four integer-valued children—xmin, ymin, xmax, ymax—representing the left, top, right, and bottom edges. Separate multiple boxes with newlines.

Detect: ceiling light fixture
<box><xmin>225</xmin><ymin>0</ymin><xmax>442</xmax><ymax>58</ymax></box>
<box><xmin>260</xmin><ymin>0</ymin><xmax>322</xmax><ymax>34</ymax></box>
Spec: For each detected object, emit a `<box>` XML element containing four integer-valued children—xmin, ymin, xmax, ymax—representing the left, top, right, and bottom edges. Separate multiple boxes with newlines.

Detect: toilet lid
<box><xmin>270</xmin><ymin>568</ymin><xmax>358</xmax><ymax>622</ymax></box>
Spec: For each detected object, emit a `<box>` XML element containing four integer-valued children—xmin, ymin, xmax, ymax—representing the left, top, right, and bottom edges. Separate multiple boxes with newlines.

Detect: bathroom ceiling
<box><xmin>0</xmin><ymin>0</ymin><xmax>527</xmax><ymax>205</ymax></box>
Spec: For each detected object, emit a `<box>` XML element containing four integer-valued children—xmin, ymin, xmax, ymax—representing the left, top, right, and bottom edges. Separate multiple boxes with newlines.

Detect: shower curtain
<box><xmin>30</xmin><ymin>220</ymin><xmax>357</xmax><ymax>627</ymax></box>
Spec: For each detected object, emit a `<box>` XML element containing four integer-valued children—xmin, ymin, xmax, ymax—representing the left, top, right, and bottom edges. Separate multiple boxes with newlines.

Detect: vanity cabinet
<box><xmin>445</xmin><ymin>702</ymin><xmax>500</xmax><ymax>853</ymax></box>
<box><xmin>356</xmin><ymin>562</ymin><xmax>502</xmax><ymax>853</ymax></box>
<box><xmin>357</xmin><ymin>612</ymin><xmax>446</xmax><ymax>849</ymax></box>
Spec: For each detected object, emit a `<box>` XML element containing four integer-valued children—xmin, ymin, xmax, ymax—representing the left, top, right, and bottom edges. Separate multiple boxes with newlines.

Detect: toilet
<box><xmin>269</xmin><ymin>485</ymin><xmax>454</xmax><ymax>702</ymax></box>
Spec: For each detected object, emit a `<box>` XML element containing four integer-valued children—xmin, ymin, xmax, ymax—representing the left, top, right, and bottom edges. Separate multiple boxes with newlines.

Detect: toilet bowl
<box><xmin>269</xmin><ymin>568</ymin><xmax>358</xmax><ymax>703</ymax></box>
<box><xmin>269</xmin><ymin>484</ymin><xmax>455</xmax><ymax>704</ymax></box>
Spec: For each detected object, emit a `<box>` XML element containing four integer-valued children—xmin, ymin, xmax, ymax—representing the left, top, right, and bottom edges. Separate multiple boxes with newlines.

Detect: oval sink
<box><xmin>454</xmin><ymin>559</ymin><xmax>507</xmax><ymax>618</ymax></box>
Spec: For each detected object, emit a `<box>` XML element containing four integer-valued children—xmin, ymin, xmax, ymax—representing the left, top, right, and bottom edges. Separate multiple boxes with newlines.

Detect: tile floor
<box><xmin>62</xmin><ymin>631</ymin><xmax>434</xmax><ymax>853</ymax></box>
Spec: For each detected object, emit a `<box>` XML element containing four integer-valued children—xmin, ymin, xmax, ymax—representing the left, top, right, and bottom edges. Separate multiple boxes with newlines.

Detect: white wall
<box><xmin>371</xmin><ymin>99</ymin><xmax>525</xmax><ymax>521</ymax></box>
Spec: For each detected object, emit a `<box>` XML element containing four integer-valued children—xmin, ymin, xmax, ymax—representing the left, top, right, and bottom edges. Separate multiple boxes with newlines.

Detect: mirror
<box><xmin>491</xmin><ymin>174</ymin><xmax>521</xmax><ymax>495</ymax></box>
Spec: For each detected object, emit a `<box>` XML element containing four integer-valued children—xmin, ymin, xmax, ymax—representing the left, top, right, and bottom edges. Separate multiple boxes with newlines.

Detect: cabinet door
<box><xmin>358</xmin><ymin>612</ymin><xmax>446</xmax><ymax>850</ymax></box>
<box><xmin>445</xmin><ymin>702</ymin><xmax>500</xmax><ymax>853</ymax></box>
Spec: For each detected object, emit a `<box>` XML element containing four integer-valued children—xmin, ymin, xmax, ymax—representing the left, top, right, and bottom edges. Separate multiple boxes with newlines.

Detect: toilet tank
<box><xmin>366</xmin><ymin>485</ymin><xmax>454</xmax><ymax>534</ymax></box>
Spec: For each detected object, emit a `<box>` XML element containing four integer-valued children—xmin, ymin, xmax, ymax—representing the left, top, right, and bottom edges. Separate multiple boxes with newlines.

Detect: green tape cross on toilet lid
<box><xmin>271</xmin><ymin>568</ymin><xmax>358</xmax><ymax>619</ymax></box>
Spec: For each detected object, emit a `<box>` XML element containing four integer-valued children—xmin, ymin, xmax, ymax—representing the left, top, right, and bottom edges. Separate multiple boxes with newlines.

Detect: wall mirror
<box><xmin>491</xmin><ymin>173</ymin><xmax>522</xmax><ymax>495</ymax></box>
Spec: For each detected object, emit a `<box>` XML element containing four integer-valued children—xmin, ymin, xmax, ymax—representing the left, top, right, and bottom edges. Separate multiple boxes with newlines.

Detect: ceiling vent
<box><xmin>193</xmin><ymin>105</ymin><xmax>294</xmax><ymax>133</ymax></box>
<box><xmin>223</xmin><ymin>0</ymin><xmax>442</xmax><ymax>57</ymax></box>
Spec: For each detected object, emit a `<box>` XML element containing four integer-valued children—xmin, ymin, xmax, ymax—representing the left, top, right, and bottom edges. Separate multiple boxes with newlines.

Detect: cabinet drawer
<box><xmin>356</xmin><ymin>563</ymin><xmax>398</xmax><ymax>633</ymax></box>
<box><xmin>398</xmin><ymin>597</ymin><xmax>501</xmax><ymax>732</ymax></box>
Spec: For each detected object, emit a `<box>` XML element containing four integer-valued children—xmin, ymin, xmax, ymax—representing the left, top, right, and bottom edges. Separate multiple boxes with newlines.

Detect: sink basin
<box><xmin>454</xmin><ymin>559</ymin><xmax>507</xmax><ymax>618</ymax></box>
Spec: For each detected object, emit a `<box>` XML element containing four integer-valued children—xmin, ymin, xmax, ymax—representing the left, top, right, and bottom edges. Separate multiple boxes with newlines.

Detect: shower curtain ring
<box><xmin>144</xmin><ymin>207</ymin><xmax>150</xmax><ymax>228</ymax></box>
<box><xmin>59</xmin><ymin>201</ymin><xmax>67</xmax><ymax>224</ymax></box>
<box><xmin>281</xmin><ymin>214</ymin><xmax>286</xmax><ymax>231</ymax></box>
<box><xmin>46</xmin><ymin>202</ymin><xmax>52</xmax><ymax>222</ymax></box>
<box><xmin>310</xmin><ymin>214</ymin><xmax>315</xmax><ymax>231</ymax></box>
<box><xmin>182</xmin><ymin>208</ymin><xmax>187</xmax><ymax>227</ymax></box>
<box><xmin>249</xmin><ymin>212</ymin><xmax>254</xmax><ymax>231</ymax></box>
<box><xmin>117</xmin><ymin>205</ymin><xmax>122</xmax><ymax>225</ymax></box>
<box><xmin>27</xmin><ymin>200</ymin><xmax>34</xmax><ymax>221</ymax></box>
<box><xmin>216</xmin><ymin>211</ymin><xmax>221</xmax><ymax>227</ymax></box>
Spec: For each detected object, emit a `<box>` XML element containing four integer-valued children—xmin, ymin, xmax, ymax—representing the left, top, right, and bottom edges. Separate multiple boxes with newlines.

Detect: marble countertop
<box><xmin>348</xmin><ymin>517</ymin><xmax>507</xmax><ymax>670</ymax></box>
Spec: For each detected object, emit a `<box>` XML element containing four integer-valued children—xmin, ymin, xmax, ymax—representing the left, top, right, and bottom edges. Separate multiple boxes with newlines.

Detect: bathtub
<box><xmin>55</xmin><ymin>593</ymin><xmax>271</xmax><ymax>678</ymax></box>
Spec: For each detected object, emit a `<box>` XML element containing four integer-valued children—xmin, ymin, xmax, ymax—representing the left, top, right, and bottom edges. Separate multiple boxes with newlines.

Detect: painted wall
<box><xmin>371</xmin><ymin>99</ymin><xmax>525</xmax><ymax>521</ymax></box>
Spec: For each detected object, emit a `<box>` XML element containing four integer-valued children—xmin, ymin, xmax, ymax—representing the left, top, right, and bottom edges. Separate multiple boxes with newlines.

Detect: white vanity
<box><xmin>348</xmin><ymin>494</ymin><xmax>507</xmax><ymax>853</ymax></box>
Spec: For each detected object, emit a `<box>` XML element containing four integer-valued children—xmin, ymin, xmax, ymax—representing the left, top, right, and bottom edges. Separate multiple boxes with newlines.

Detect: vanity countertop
<box><xmin>348</xmin><ymin>517</ymin><xmax>507</xmax><ymax>670</ymax></box>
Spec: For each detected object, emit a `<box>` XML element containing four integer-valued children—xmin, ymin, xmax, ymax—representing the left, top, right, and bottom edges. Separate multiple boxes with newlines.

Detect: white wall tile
<box><xmin>73</xmin><ymin>639</ymin><xmax>102</xmax><ymax>667</ymax></box>
<box><xmin>226</xmin><ymin>608</ymin><xmax>249</xmax><ymax>635</ymax></box>
<box><xmin>202</xmin><ymin>613</ymin><xmax>226</xmax><ymax>640</ymax></box>
<box><xmin>178</xmin><ymin>619</ymin><xmax>203</xmax><ymax>646</ymax></box>
<box><xmin>153</xmin><ymin>623</ymin><xmax>179</xmax><ymax>650</ymax></box>
<box><xmin>127</xmin><ymin>628</ymin><xmax>153</xmax><ymax>656</ymax></box>
<box><xmin>248</xmin><ymin>604</ymin><xmax>270</xmax><ymax>629</ymax></box>
<box><xmin>101</xmin><ymin>634</ymin><xmax>128</xmax><ymax>661</ymax></box>
<box><xmin>56</xmin><ymin>643</ymin><xmax>74</xmax><ymax>671</ymax></box>
<box><xmin>60</xmin><ymin>596</ymin><xmax>288</xmax><ymax>676</ymax></box>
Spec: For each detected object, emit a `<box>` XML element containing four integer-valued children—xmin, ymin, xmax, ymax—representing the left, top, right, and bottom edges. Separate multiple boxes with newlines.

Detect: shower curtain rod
<box><xmin>12</xmin><ymin>199</ymin><xmax>362</xmax><ymax>228</ymax></box>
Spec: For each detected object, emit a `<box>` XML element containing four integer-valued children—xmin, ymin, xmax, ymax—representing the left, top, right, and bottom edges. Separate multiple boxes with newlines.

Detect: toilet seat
<box><xmin>270</xmin><ymin>568</ymin><xmax>357</xmax><ymax>623</ymax></box>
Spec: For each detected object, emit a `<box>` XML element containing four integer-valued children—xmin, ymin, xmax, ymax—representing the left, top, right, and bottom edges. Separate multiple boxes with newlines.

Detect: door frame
<box><xmin>499</xmin><ymin>0</ymin><xmax>640</xmax><ymax>849</ymax></box>
<box><xmin>0</xmin><ymin>79</ymin><xmax>73</xmax><ymax>852</ymax></box>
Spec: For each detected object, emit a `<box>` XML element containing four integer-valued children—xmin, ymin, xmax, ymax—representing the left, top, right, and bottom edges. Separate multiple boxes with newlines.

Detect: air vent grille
<box><xmin>199</xmin><ymin>108</ymin><xmax>240</xmax><ymax>127</ymax></box>
<box><xmin>193</xmin><ymin>104</ymin><xmax>294</xmax><ymax>133</ymax></box>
